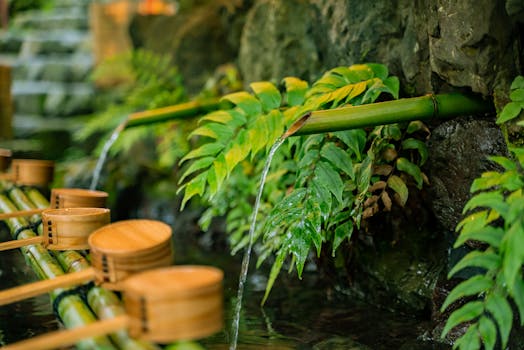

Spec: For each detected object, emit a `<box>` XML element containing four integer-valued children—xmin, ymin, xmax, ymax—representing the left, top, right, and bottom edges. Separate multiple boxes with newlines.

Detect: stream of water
<box><xmin>89</xmin><ymin>118</ymin><xmax>128</xmax><ymax>191</ymax></box>
<box><xmin>229</xmin><ymin>136</ymin><xmax>287</xmax><ymax>350</ymax></box>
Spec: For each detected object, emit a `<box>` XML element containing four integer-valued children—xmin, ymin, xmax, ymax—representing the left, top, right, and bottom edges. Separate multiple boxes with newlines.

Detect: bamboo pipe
<box><xmin>285</xmin><ymin>93</ymin><xmax>494</xmax><ymax>137</ymax></box>
<box><xmin>0</xmin><ymin>219</ymin><xmax>173</xmax><ymax>306</ymax></box>
<box><xmin>125</xmin><ymin>97</ymin><xmax>229</xmax><ymax>128</ymax></box>
<box><xmin>2</xmin><ymin>266</ymin><xmax>224</xmax><ymax>350</ymax></box>
<box><xmin>0</xmin><ymin>207</ymin><xmax>44</xmax><ymax>219</ymax></box>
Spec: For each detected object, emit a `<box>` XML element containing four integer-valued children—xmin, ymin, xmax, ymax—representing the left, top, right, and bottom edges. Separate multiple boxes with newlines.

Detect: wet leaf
<box><xmin>178</xmin><ymin>156</ymin><xmax>214</xmax><ymax>184</ymax></box>
<box><xmin>441</xmin><ymin>275</ymin><xmax>494</xmax><ymax>312</ymax></box>
<box><xmin>333</xmin><ymin>129</ymin><xmax>367</xmax><ymax>160</ymax></box>
<box><xmin>441</xmin><ymin>301</ymin><xmax>484</xmax><ymax>338</ymax></box>
<box><xmin>282</xmin><ymin>77</ymin><xmax>308</xmax><ymax>106</ymax></box>
<box><xmin>320</xmin><ymin>142</ymin><xmax>354</xmax><ymax>178</ymax></box>
<box><xmin>396</xmin><ymin>157</ymin><xmax>423</xmax><ymax>189</ymax></box>
<box><xmin>332</xmin><ymin>220</ymin><xmax>353</xmax><ymax>256</ymax></box>
<box><xmin>356</xmin><ymin>156</ymin><xmax>373</xmax><ymax>193</ymax></box>
<box><xmin>250</xmin><ymin>81</ymin><xmax>281</xmax><ymax>112</ymax></box>
<box><xmin>387</xmin><ymin>175</ymin><xmax>408</xmax><ymax>206</ymax></box>
<box><xmin>262</xmin><ymin>248</ymin><xmax>288</xmax><ymax>305</ymax></box>
<box><xmin>315</xmin><ymin>161</ymin><xmax>344</xmax><ymax>203</ymax></box>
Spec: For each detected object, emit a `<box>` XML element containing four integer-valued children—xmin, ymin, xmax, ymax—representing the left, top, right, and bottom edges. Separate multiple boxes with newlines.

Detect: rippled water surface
<box><xmin>0</xmin><ymin>223</ymin><xmax>449</xmax><ymax>349</ymax></box>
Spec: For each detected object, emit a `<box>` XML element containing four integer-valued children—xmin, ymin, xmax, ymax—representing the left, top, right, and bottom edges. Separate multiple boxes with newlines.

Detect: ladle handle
<box><xmin>0</xmin><ymin>236</ymin><xmax>43</xmax><ymax>251</ymax></box>
<box><xmin>0</xmin><ymin>267</ymin><xmax>95</xmax><ymax>306</ymax></box>
<box><xmin>2</xmin><ymin>315</ymin><xmax>129</xmax><ymax>350</ymax></box>
<box><xmin>0</xmin><ymin>173</ymin><xmax>13</xmax><ymax>180</ymax></box>
<box><xmin>0</xmin><ymin>208</ymin><xmax>44</xmax><ymax>220</ymax></box>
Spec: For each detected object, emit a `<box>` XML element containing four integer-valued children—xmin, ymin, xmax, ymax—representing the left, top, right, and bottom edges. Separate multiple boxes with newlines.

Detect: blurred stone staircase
<box><xmin>0</xmin><ymin>0</ymin><xmax>95</xmax><ymax>159</ymax></box>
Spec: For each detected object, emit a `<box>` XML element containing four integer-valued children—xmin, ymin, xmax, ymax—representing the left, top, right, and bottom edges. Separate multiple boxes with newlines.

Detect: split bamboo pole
<box><xmin>0</xmin><ymin>188</ymin><xmax>116</xmax><ymax>350</ymax></box>
<box><xmin>21</xmin><ymin>186</ymin><xmax>161</xmax><ymax>350</ymax></box>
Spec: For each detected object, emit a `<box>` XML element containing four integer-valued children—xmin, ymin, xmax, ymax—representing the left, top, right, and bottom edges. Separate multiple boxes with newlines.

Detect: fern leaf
<box><xmin>250</xmin><ymin>81</ymin><xmax>281</xmax><ymax>112</ymax></box>
<box><xmin>441</xmin><ymin>301</ymin><xmax>484</xmax><ymax>339</ymax></box>
<box><xmin>448</xmin><ymin>251</ymin><xmax>501</xmax><ymax>278</ymax></box>
<box><xmin>440</xmin><ymin>275</ymin><xmax>494</xmax><ymax>312</ymax></box>
<box><xmin>221</xmin><ymin>91</ymin><xmax>262</xmax><ymax>117</ymax></box>
<box><xmin>453</xmin><ymin>226</ymin><xmax>505</xmax><ymax>249</ymax></box>
<box><xmin>282</xmin><ymin>77</ymin><xmax>308</xmax><ymax>106</ymax></box>
<box><xmin>500</xmin><ymin>220</ymin><xmax>524</xmax><ymax>293</ymax></box>
<box><xmin>478</xmin><ymin>316</ymin><xmax>497</xmax><ymax>350</ymax></box>
<box><xmin>453</xmin><ymin>324</ymin><xmax>481</xmax><ymax>350</ymax></box>
<box><xmin>485</xmin><ymin>292</ymin><xmax>513</xmax><ymax>348</ymax></box>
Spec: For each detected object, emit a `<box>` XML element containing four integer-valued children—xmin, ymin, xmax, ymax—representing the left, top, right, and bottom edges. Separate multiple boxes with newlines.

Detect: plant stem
<box><xmin>290</xmin><ymin>93</ymin><xmax>494</xmax><ymax>136</ymax></box>
<box><xmin>125</xmin><ymin>98</ymin><xmax>229</xmax><ymax>128</ymax></box>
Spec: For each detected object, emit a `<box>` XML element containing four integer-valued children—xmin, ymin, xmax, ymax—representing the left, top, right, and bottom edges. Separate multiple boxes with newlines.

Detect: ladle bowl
<box><xmin>2</xmin><ymin>265</ymin><xmax>224</xmax><ymax>350</ymax></box>
<box><xmin>0</xmin><ymin>207</ymin><xmax>110</xmax><ymax>252</ymax></box>
<box><xmin>0</xmin><ymin>219</ymin><xmax>174</xmax><ymax>305</ymax></box>
<box><xmin>10</xmin><ymin>159</ymin><xmax>54</xmax><ymax>186</ymax></box>
<box><xmin>50</xmin><ymin>188</ymin><xmax>108</xmax><ymax>209</ymax></box>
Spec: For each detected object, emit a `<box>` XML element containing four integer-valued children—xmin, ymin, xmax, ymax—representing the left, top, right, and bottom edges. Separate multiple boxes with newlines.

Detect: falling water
<box><xmin>89</xmin><ymin>118</ymin><xmax>128</xmax><ymax>191</ymax></box>
<box><xmin>229</xmin><ymin>136</ymin><xmax>287</xmax><ymax>350</ymax></box>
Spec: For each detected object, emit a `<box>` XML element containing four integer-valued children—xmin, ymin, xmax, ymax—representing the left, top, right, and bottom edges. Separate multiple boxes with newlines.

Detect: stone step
<box><xmin>19</xmin><ymin>30</ymin><xmax>91</xmax><ymax>57</ymax></box>
<box><xmin>7</xmin><ymin>54</ymin><xmax>93</xmax><ymax>82</ymax></box>
<box><xmin>12</xmin><ymin>80</ymin><xmax>95</xmax><ymax>117</ymax></box>
<box><xmin>12</xmin><ymin>113</ymin><xmax>86</xmax><ymax>137</ymax></box>
<box><xmin>12</xmin><ymin>11</ymin><xmax>88</xmax><ymax>31</ymax></box>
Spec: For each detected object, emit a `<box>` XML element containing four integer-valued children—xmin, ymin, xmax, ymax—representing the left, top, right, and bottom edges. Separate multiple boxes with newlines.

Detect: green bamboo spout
<box><xmin>286</xmin><ymin>93</ymin><xmax>494</xmax><ymax>137</ymax></box>
<box><xmin>125</xmin><ymin>98</ymin><xmax>229</xmax><ymax>128</ymax></box>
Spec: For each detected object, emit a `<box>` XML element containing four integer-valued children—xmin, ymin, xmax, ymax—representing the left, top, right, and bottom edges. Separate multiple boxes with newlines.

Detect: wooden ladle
<box><xmin>0</xmin><ymin>207</ymin><xmax>110</xmax><ymax>251</ymax></box>
<box><xmin>2</xmin><ymin>265</ymin><xmax>224</xmax><ymax>350</ymax></box>
<box><xmin>0</xmin><ymin>219</ymin><xmax>174</xmax><ymax>305</ymax></box>
<box><xmin>0</xmin><ymin>159</ymin><xmax>54</xmax><ymax>186</ymax></box>
<box><xmin>0</xmin><ymin>187</ymin><xmax>108</xmax><ymax>220</ymax></box>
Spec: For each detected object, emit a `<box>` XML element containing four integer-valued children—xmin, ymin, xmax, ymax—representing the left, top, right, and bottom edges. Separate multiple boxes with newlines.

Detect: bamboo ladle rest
<box><xmin>0</xmin><ymin>207</ymin><xmax>110</xmax><ymax>251</ymax></box>
<box><xmin>0</xmin><ymin>159</ymin><xmax>55</xmax><ymax>186</ymax></box>
<box><xmin>2</xmin><ymin>265</ymin><xmax>224</xmax><ymax>350</ymax></box>
<box><xmin>0</xmin><ymin>187</ymin><xmax>109</xmax><ymax>221</ymax></box>
<box><xmin>0</xmin><ymin>219</ymin><xmax>173</xmax><ymax>305</ymax></box>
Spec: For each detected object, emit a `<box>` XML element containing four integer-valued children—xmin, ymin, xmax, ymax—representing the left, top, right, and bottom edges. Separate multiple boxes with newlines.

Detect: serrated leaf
<box><xmin>282</xmin><ymin>77</ymin><xmax>308</xmax><ymax>106</ymax></box>
<box><xmin>333</xmin><ymin>129</ymin><xmax>367</xmax><ymax>160</ymax></box>
<box><xmin>180</xmin><ymin>172</ymin><xmax>207</xmax><ymax>209</ymax></box>
<box><xmin>314</xmin><ymin>160</ymin><xmax>344</xmax><ymax>203</ymax></box>
<box><xmin>250</xmin><ymin>81</ymin><xmax>281</xmax><ymax>112</ymax></box>
<box><xmin>510</xmin><ymin>88</ymin><xmax>524</xmax><ymax>102</ymax></box>
<box><xmin>448</xmin><ymin>251</ymin><xmax>501</xmax><ymax>278</ymax></box>
<box><xmin>332</xmin><ymin>220</ymin><xmax>353</xmax><ymax>256</ymax></box>
<box><xmin>478</xmin><ymin>316</ymin><xmax>497</xmax><ymax>350</ymax></box>
<box><xmin>441</xmin><ymin>301</ymin><xmax>484</xmax><ymax>338</ymax></box>
<box><xmin>288</xmin><ymin>224</ymin><xmax>310</xmax><ymax>278</ymax></box>
<box><xmin>179</xmin><ymin>142</ymin><xmax>224</xmax><ymax>164</ymax></box>
<box><xmin>356</xmin><ymin>156</ymin><xmax>372</xmax><ymax>193</ymax></box>
<box><xmin>485</xmin><ymin>293</ymin><xmax>512</xmax><ymax>348</ymax></box>
<box><xmin>463</xmin><ymin>191</ymin><xmax>508</xmax><ymax>217</ymax></box>
<box><xmin>396</xmin><ymin>157</ymin><xmax>423</xmax><ymax>189</ymax></box>
<box><xmin>320</xmin><ymin>142</ymin><xmax>354</xmax><ymax>178</ymax></box>
<box><xmin>454</xmin><ymin>226</ymin><xmax>505</xmax><ymax>249</ymax></box>
<box><xmin>262</xmin><ymin>248</ymin><xmax>288</xmax><ymax>305</ymax></box>
<box><xmin>497</xmin><ymin>101</ymin><xmax>522</xmax><ymax>124</ymax></box>
<box><xmin>401</xmin><ymin>138</ymin><xmax>428</xmax><ymax>165</ymax></box>
<box><xmin>221</xmin><ymin>91</ymin><xmax>262</xmax><ymax>117</ymax></box>
<box><xmin>441</xmin><ymin>275</ymin><xmax>494</xmax><ymax>312</ymax></box>
<box><xmin>511</xmin><ymin>76</ymin><xmax>524</xmax><ymax>90</ymax></box>
<box><xmin>224</xmin><ymin>130</ymin><xmax>250</xmax><ymax>173</ymax></box>
<box><xmin>387</xmin><ymin>175</ymin><xmax>408</xmax><ymax>206</ymax></box>
<box><xmin>178</xmin><ymin>156</ymin><xmax>214</xmax><ymax>184</ymax></box>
